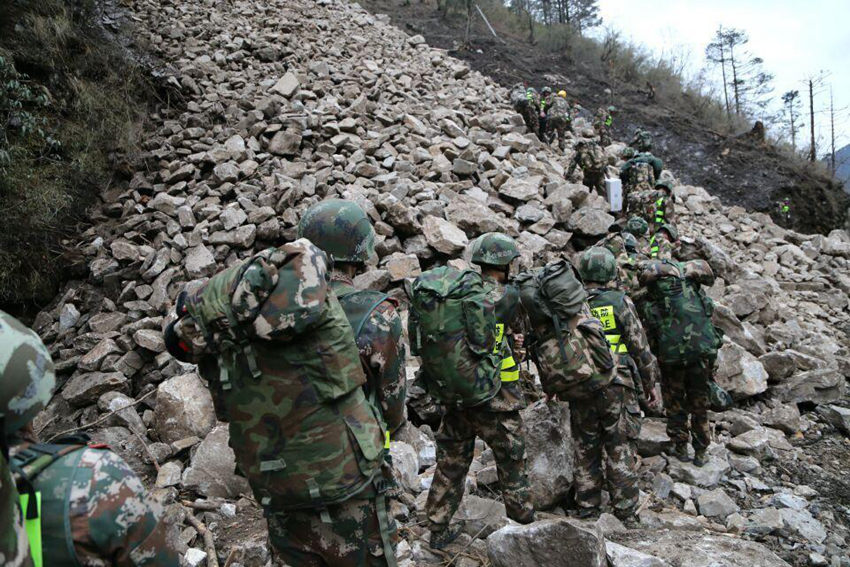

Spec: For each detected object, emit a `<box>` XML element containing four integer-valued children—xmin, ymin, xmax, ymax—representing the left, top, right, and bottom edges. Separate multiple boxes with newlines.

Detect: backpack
<box><xmin>405</xmin><ymin>267</ymin><xmax>501</xmax><ymax>408</ymax></box>
<box><xmin>515</xmin><ymin>261</ymin><xmax>616</xmax><ymax>401</ymax></box>
<box><xmin>183</xmin><ymin>239</ymin><xmax>385</xmax><ymax>511</ymax></box>
<box><xmin>639</xmin><ymin>260</ymin><xmax>723</xmax><ymax>365</ymax></box>
<box><xmin>629</xmin><ymin>162</ymin><xmax>655</xmax><ymax>191</ymax></box>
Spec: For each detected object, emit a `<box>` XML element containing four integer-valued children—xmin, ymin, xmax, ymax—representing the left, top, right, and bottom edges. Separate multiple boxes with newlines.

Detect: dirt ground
<box><xmin>360</xmin><ymin>0</ymin><xmax>849</xmax><ymax>235</ymax></box>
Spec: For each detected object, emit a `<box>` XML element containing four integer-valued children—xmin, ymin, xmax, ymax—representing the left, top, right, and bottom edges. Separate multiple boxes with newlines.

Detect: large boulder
<box><xmin>421</xmin><ymin>215</ymin><xmax>469</xmax><ymax>254</ymax></box>
<box><xmin>155</xmin><ymin>373</ymin><xmax>217</xmax><ymax>444</ymax></box>
<box><xmin>714</xmin><ymin>341</ymin><xmax>768</xmax><ymax>399</ymax></box>
<box><xmin>772</xmin><ymin>368</ymin><xmax>845</xmax><ymax>404</ymax></box>
<box><xmin>487</xmin><ymin>519</ymin><xmax>606</xmax><ymax>567</ymax></box>
<box><xmin>182</xmin><ymin>424</ymin><xmax>250</xmax><ymax>498</ymax></box>
<box><xmin>611</xmin><ymin>532</ymin><xmax>790</xmax><ymax>567</ymax></box>
<box><xmin>445</xmin><ymin>193</ymin><xmax>505</xmax><ymax>236</ymax></box>
<box><xmin>499</xmin><ymin>176</ymin><xmax>543</xmax><ymax>202</ymax></box>
<box><xmin>567</xmin><ymin>208</ymin><xmax>614</xmax><ymax>237</ymax></box>
<box><xmin>521</xmin><ymin>400</ymin><xmax>573</xmax><ymax>509</ymax></box>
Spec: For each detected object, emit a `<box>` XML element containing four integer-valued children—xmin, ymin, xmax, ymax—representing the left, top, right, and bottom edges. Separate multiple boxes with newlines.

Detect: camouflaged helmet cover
<box><xmin>0</xmin><ymin>310</ymin><xmax>56</xmax><ymax>436</ymax></box>
<box><xmin>578</xmin><ymin>246</ymin><xmax>617</xmax><ymax>284</ymax></box>
<box><xmin>625</xmin><ymin>216</ymin><xmax>649</xmax><ymax>236</ymax></box>
<box><xmin>655</xmin><ymin>179</ymin><xmax>673</xmax><ymax>193</ymax></box>
<box><xmin>297</xmin><ymin>199</ymin><xmax>375</xmax><ymax>263</ymax></box>
<box><xmin>660</xmin><ymin>223</ymin><xmax>679</xmax><ymax>241</ymax></box>
<box><xmin>622</xmin><ymin>232</ymin><xmax>639</xmax><ymax>252</ymax></box>
<box><xmin>470</xmin><ymin>232</ymin><xmax>520</xmax><ymax>266</ymax></box>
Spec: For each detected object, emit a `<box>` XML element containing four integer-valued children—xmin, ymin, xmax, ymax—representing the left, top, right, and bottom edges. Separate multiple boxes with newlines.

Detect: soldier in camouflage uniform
<box><xmin>298</xmin><ymin>199</ymin><xmax>407</xmax><ymax>436</ymax></box>
<box><xmin>593</xmin><ymin>105</ymin><xmax>616</xmax><ymax>146</ymax></box>
<box><xmin>621</xmin><ymin>152</ymin><xmax>664</xmax><ymax>219</ymax></box>
<box><xmin>1</xmin><ymin>310</ymin><xmax>179</xmax><ymax>566</ymax></box>
<box><xmin>650</xmin><ymin>180</ymin><xmax>676</xmax><ymax>231</ymax></box>
<box><xmin>567</xmin><ymin>139</ymin><xmax>607</xmax><ymax>194</ymax></box>
<box><xmin>624</xmin><ymin>216</ymin><xmax>650</xmax><ymax>251</ymax></box>
<box><xmin>649</xmin><ymin>223</ymin><xmax>678</xmax><ymax>260</ymax></box>
<box><xmin>543</xmin><ymin>90</ymin><xmax>574</xmax><ymax>150</ymax></box>
<box><xmin>426</xmin><ymin>233</ymin><xmax>534</xmax><ymax>549</ymax></box>
<box><xmin>637</xmin><ymin>261</ymin><xmax>720</xmax><ymax>467</ymax></box>
<box><xmin>511</xmin><ymin>84</ymin><xmax>541</xmax><ymax>139</ymax></box>
<box><xmin>630</xmin><ymin>128</ymin><xmax>653</xmax><ymax>153</ymax></box>
<box><xmin>579</xmin><ymin>248</ymin><xmax>660</xmax><ymax>449</ymax></box>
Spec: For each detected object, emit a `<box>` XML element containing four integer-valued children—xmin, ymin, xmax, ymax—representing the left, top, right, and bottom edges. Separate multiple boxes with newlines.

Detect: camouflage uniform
<box><xmin>621</xmin><ymin>153</ymin><xmax>663</xmax><ymax>215</ymax></box>
<box><xmin>648</xmin><ymin>227</ymin><xmax>677</xmax><ymax>260</ymax></box>
<box><xmin>426</xmin><ymin>278</ymin><xmax>534</xmax><ymax>531</ymax></box>
<box><xmin>543</xmin><ymin>95</ymin><xmax>573</xmax><ymax>149</ymax></box>
<box><xmin>332</xmin><ymin>274</ymin><xmax>407</xmax><ymax>434</ymax></box>
<box><xmin>1</xmin><ymin>454</ymin><xmax>31</xmax><ymax>567</ymax></box>
<box><xmin>630</xmin><ymin>129</ymin><xmax>653</xmax><ymax>153</ymax></box>
<box><xmin>593</xmin><ymin>107</ymin><xmax>615</xmax><ymax>146</ymax></box>
<box><xmin>567</xmin><ymin>141</ymin><xmax>607</xmax><ymax>194</ymax></box>
<box><xmin>9</xmin><ymin>443</ymin><xmax>179</xmax><ymax>566</ymax></box>
<box><xmin>512</xmin><ymin>87</ymin><xmax>540</xmax><ymax>138</ymax></box>
<box><xmin>650</xmin><ymin>185</ymin><xmax>676</xmax><ymax>230</ymax></box>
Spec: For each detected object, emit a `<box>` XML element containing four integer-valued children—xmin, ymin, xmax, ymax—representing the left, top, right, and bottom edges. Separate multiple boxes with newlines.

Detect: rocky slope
<box><xmin>28</xmin><ymin>0</ymin><xmax>850</xmax><ymax>565</ymax></box>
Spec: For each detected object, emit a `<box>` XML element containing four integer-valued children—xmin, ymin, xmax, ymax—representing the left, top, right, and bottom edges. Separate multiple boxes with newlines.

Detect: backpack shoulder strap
<box><xmin>336</xmin><ymin>289</ymin><xmax>390</xmax><ymax>340</ymax></box>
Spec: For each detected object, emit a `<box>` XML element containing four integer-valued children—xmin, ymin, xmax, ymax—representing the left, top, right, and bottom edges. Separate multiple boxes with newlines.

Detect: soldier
<box><xmin>298</xmin><ymin>199</ymin><xmax>407</xmax><ymax>436</ymax></box>
<box><xmin>1</xmin><ymin>456</ymin><xmax>30</xmax><ymax>566</ymax></box>
<box><xmin>579</xmin><ymin>247</ymin><xmax>660</xmax><ymax>450</ymax></box>
<box><xmin>1</xmin><ymin>310</ymin><xmax>179</xmax><ymax>566</ymax></box>
<box><xmin>593</xmin><ymin>105</ymin><xmax>617</xmax><ymax>146</ymax></box>
<box><xmin>544</xmin><ymin>90</ymin><xmax>574</xmax><ymax>150</ymax></box>
<box><xmin>624</xmin><ymin>215</ymin><xmax>650</xmax><ymax>252</ymax></box>
<box><xmin>426</xmin><ymin>233</ymin><xmax>534</xmax><ymax>549</ymax></box>
<box><xmin>651</xmin><ymin>180</ymin><xmax>676</xmax><ymax>230</ymax></box>
<box><xmin>511</xmin><ymin>84</ymin><xmax>541</xmax><ymax>138</ymax></box>
<box><xmin>649</xmin><ymin>223</ymin><xmax>678</xmax><ymax>260</ymax></box>
<box><xmin>567</xmin><ymin>139</ymin><xmax>607</xmax><ymax>194</ymax></box>
<box><xmin>630</xmin><ymin>128</ymin><xmax>653</xmax><ymax>153</ymax></box>
<box><xmin>638</xmin><ymin>261</ymin><xmax>721</xmax><ymax>467</ymax></box>
<box><xmin>621</xmin><ymin>151</ymin><xmax>664</xmax><ymax>219</ymax></box>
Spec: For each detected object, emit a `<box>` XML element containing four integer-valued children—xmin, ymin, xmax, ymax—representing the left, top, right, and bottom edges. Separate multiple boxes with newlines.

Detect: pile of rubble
<box><xmin>28</xmin><ymin>0</ymin><xmax>850</xmax><ymax>565</ymax></box>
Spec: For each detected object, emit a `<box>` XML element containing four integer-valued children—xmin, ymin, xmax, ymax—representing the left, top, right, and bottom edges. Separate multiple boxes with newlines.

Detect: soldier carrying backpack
<box><xmin>516</xmin><ymin>259</ymin><xmax>638</xmax><ymax>520</ymax></box>
<box><xmin>164</xmin><ymin>239</ymin><xmax>397</xmax><ymax>566</ymax></box>
<box><xmin>2</xmin><ymin>310</ymin><xmax>179</xmax><ymax>567</ymax></box>
<box><xmin>638</xmin><ymin>260</ymin><xmax>723</xmax><ymax>467</ymax></box>
<box><xmin>409</xmin><ymin>234</ymin><xmax>534</xmax><ymax>550</ymax></box>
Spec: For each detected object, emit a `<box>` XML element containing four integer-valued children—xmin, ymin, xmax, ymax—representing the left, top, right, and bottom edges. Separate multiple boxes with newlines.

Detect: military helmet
<box><xmin>470</xmin><ymin>232</ymin><xmax>520</xmax><ymax>266</ymax></box>
<box><xmin>655</xmin><ymin>179</ymin><xmax>673</xmax><ymax>193</ymax></box>
<box><xmin>297</xmin><ymin>199</ymin><xmax>375</xmax><ymax>263</ymax></box>
<box><xmin>659</xmin><ymin>223</ymin><xmax>679</xmax><ymax>241</ymax></box>
<box><xmin>621</xmin><ymin>147</ymin><xmax>636</xmax><ymax>160</ymax></box>
<box><xmin>0</xmin><ymin>310</ymin><xmax>56</xmax><ymax>437</ymax></box>
<box><xmin>541</xmin><ymin>87</ymin><xmax>552</xmax><ymax>95</ymax></box>
<box><xmin>625</xmin><ymin>216</ymin><xmax>649</xmax><ymax>236</ymax></box>
<box><xmin>623</xmin><ymin>232</ymin><xmax>639</xmax><ymax>252</ymax></box>
<box><xmin>558</xmin><ymin>90</ymin><xmax>567</xmax><ymax>98</ymax></box>
<box><xmin>578</xmin><ymin>246</ymin><xmax>617</xmax><ymax>284</ymax></box>
<box><xmin>608</xmin><ymin>105</ymin><xmax>618</xmax><ymax>113</ymax></box>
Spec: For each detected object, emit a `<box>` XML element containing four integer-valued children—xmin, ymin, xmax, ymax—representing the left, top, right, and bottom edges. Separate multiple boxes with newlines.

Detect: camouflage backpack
<box><xmin>580</xmin><ymin>143</ymin><xmax>606</xmax><ymax>171</ymax></box>
<box><xmin>405</xmin><ymin>267</ymin><xmax>501</xmax><ymax>408</ymax></box>
<box><xmin>629</xmin><ymin>162</ymin><xmax>655</xmax><ymax>191</ymax></box>
<box><xmin>181</xmin><ymin>239</ymin><xmax>385</xmax><ymax>511</ymax></box>
<box><xmin>515</xmin><ymin>260</ymin><xmax>616</xmax><ymax>401</ymax></box>
<box><xmin>639</xmin><ymin>260</ymin><xmax>723</xmax><ymax>365</ymax></box>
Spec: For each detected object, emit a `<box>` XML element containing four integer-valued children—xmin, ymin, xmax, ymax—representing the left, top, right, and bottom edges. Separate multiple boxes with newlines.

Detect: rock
<box><xmin>759</xmin><ymin>351</ymin><xmax>796</xmax><ymax>381</ymax></box>
<box><xmin>422</xmin><ymin>215</ymin><xmax>469</xmax><ymax>254</ymax></box>
<box><xmin>182</xmin><ymin>424</ymin><xmax>250</xmax><ymax>498</ymax></box>
<box><xmin>98</xmin><ymin>391</ymin><xmax>146</xmax><ymax>435</ymax></box>
<box><xmin>185</xmin><ymin>244</ymin><xmax>217</xmax><ymax>278</ymax></box>
<box><xmin>567</xmin><ymin>208</ymin><xmax>614</xmax><ymax>237</ymax></box>
<box><xmin>62</xmin><ymin>372</ymin><xmax>128</xmax><ymax>407</ymax></box>
<box><xmin>268</xmin><ymin>129</ymin><xmax>302</xmax><ymax>156</ymax></box>
<box><xmin>155</xmin><ymin>461</ymin><xmax>183</xmax><ymax>488</ymax></box>
<box><xmin>667</xmin><ymin>452</ymin><xmax>730</xmax><ymax>488</ymax></box>
<box><xmin>155</xmin><ymin>373</ymin><xmax>217</xmax><ymax>444</ymax></box>
<box><xmin>212</xmin><ymin>162</ymin><xmax>240</xmax><ymax>184</ymax></box>
<box><xmin>696</xmin><ymin>488</ymin><xmax>739</xmax><ymax>519</ymax></box>
<box><xmin>816</xmin><ymin>404</ymin><xmax>850</xmax><ymax>436</ymax></box>
<box><xmin>184</xmin><ymin>548</ymin><xmax>207</xmax><ymax>567</ymax></box>
<box><xmin>487</xmin><ymin>519</ymin><xmax>606</xmax><ymax>567</ymax></box>
<box><xmin>133</xmin><ymin>329</ymin><xmax>166</xmax><ymax>353</ymax></box>
<box><xmin>499</xmin><ymin>176</ymin><xmax>543</xmax><ymax>202</ymax></box>
<box><xmin>745</xmin><ymin>507</ymin><xmax>784</xmax><ymax>535</ymax></box>
<box><xmin>773</xmin><ymin>368</ymin><xmax>845</xmax><ymax>404</ymax></box>
<box><xmin>615</xmin><ymin>532</ymin><xmax>790</xmax><ymax>567</ymax></box>
<box><xmin>635</xmin><ymin>419</ymin><xmax>670</xmax><ymax>457</ymax></box>
<box><xmin>149</xmin><ymin>193</ymin><xmax>186</xmax><ymax>215</ymax></box>
<box><xmin>521</xmin><ymin>400</ymin><xmax>573</xmax><ymax>509</ymax></box>
<box><xmin>651</xmin><ymin>473</ymin><xmax>673</xmax><ymax>500</ymax></box>
<box><xmin>452</xmin><ymin>158</ymin><xmax>477</xmax><ymax>176</ymax></box>
<box><xmin>714</xmin><ymin>341</ymin><xmax>768</xmax><ymax>399</ymax></box>
<box><xmin>389</xmin><ymin>441</ymin><xmax>419</xmax><ymax>492</ymax></box>
<box><xmin>59</xmin><ymin>304</ymin><xmax>81</xmax><ymax>332</ymax></box>
<box><xmin>727</xmin><ymin>428</ymin><xmax>770</xmax><ymax>458</ymax></box>
<box><xmin>456</xmin><ymin>495</ymin><xmax>507</xmax><ymax>538</ymax></box>
<box><xmin>606</xmin><ymin>542</ymin><xmax>670</xmax><ymax>567</ymax></box>
<box><xmin>779</xmin><ymin>508</ymin><xmax>827</xmax><ymax>543</ymax></box>
<box><xmin>270</xmin><ymin>72</ymin><xmax>299</xmax><ymax>97</ymax></box>
<box><xmin>445</xmin><ymin>194</ymin><xmax>504</xmax><ymax>235</ymax></box>
<box><xmin>78</xmin><ymin>338</ymin><xmax>122</xmax><ymax>371</ymax></box>
<box><xmin>761</xmin><ymin>403</ymin><xmax>801</xmax><ymax>435</ymax></box>
<box><xmin>353</xmin><ymin>269</ymin><xmax>391</xmax><ymax>291</ymax></box>
<box><xmin>385</xmin><ymin>254</ymin><xmax>421</xmax><ymax>281</ymax></box>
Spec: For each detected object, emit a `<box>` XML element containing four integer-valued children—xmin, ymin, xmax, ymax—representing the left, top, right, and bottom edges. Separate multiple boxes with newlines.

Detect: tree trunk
<box><xmin>809</xmin><ymin>79</ymin><xmax>816</xmax><ymax>162</ymax></box>
<box><xmin>729</xmin><ymin>43</ymin><xmax>741</xmax><ymax>115</ymax></box>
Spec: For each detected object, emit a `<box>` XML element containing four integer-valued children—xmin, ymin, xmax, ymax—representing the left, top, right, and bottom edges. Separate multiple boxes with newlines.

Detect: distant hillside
<box><xmin>831</xmin><ymin>144</ymin><xmax>850</xmax><ymax>193</ymax></box>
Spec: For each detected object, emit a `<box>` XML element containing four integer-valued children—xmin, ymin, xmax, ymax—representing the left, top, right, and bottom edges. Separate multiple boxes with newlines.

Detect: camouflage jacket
<box><xmin>649</xmin><ymin>234</ymin><xmax>676</xmax><ymax>260</ymax></box>
<box><xmin>1</xmin><ymin>453</ymin><xmax>31</xmax><ymax>567</ymax></box>
<box><xmin>481</xmin><ymin>277</ymin><xmax>527</xmax><ymax>413</ymax></box>
<box><xmin>595</xmin><ymin>233</ymin><xmax>646</xmax><ymax>297</ymax></box>
<box><xmin>585</xmin><ymin>286</ymin><xmax>659</xmax><ymax>397</ymax></box>
<box><xmin>568</xmin><ymin>143</ymin><xmax>606</xmax><ymax>176</ymax></box>
<box><xmin>9</xmin><ymin>444</ymin><xmax>178</xmax><ymax>566</ymax></box>
<box><xmin>593</xmin><ymin>107</ymin><xmax>612</xmax><ymax>130</ymax></box>
<box><xmin>545</xmin><ymin>96</ymin><xmax>572</xmax><ymax>120</ymax></box>
<box><xmin>331</xmin><ymin>274</ymin><xmax>407</xmax><ymax>434</ymax></box>
<box><xmin>620</xmin><ymin>153</ymin><xmax>663</xmax><ymax>185</ymax></box>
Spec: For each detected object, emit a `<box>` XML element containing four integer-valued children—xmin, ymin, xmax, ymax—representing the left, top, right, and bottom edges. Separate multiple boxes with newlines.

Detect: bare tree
<box><xmin>781</xmin><ymin>90</ymin><xmax>801</xmax><ymax>152</ymax></box>
<box><xmin>705</xmin><ymin>26</ymin><xmax>731</xmax><ymax>119</ymax></box>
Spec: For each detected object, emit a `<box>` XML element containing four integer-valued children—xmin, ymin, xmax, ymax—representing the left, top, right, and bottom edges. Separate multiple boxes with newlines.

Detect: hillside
<box><xmin>359</xmin><ymin>0</ymin><xmax>850</xmax><ymax>235</ymax></box>
<box><xmin>17</xmin><ymin>0</ymin><xmax>850</xmax><ymax>566</ymax></box>
<box><xmin>832</xmin><ymin>143</ymin><xmax>850</xmax><ymax>193</ymax></box>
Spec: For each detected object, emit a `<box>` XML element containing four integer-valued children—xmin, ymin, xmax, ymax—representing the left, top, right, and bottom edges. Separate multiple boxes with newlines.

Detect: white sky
<box><xmin>593</xmin><ymin>0</ymin><xmax>850</xmax><ymax>155</ymax></box>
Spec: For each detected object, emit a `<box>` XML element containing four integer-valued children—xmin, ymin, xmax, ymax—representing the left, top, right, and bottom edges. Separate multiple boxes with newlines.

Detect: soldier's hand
<box><xmin>646</xmin><ymin>387</ymin><xmax>659</xmax><ymax>408</ymax></box>
<box><xmin>514</xmin><ymin>333</ymin><xmax>525</xmax><ymax>350</ymax></box>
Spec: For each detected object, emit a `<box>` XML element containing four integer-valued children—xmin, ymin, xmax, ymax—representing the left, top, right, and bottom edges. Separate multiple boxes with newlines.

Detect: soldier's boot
<box><xmin>693</xmin><ymin>450</ymin><xmax>708</xmax><ymax>467</ymax></box>
<box><xmin>429</xmin><ymin>523</ymin><xmax>464</xmax><ymax>550</ymax></box>
<box><xmin>576</xmin><ymin>506</ymin><xmax>600</xmax><ymax>519</ymax></box>
<box><xmin>672</xmin><ymin>442</ymin><xmax>691</xmax><ymax>462</ymax></box>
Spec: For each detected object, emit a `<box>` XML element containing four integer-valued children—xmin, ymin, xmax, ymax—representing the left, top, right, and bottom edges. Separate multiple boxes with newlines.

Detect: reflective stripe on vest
<box><xmin>654</xmin><ymin>197</ymin><xmax>665</xmax><ymax>224</ymax></box>
<box><xmin>590</xmin><ymin>304</ymin><xmax>629</xmax><ymax>355</ymax></box>
<box><xmin>494</xmin><ymin>323</ymin><xmax>519</xmax><ymax>381</ymax></box>
<box><xmin>20</xmin><ymin>492</ymin><xmax>43</xmax><ymax>567</ymax></box>
<box><xmin>649</xmin><ymin>235</ymin><xmax>659</xmax><ymax>258</ymax></box>
<box><xmin>604</xmin><ymin>116</ymin><xmax>612</xmax><ymax>127</ymax></box>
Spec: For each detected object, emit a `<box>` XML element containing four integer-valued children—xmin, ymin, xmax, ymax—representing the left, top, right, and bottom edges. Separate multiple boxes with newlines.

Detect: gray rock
<box><xmin>499</xmin><ymin>176</ymin><xmax>543</xmax><ymax>202</ymax></box>
<box><xmin>452</xmin><ymin>158</ymin><xmax>477</xmax><ymax>176</ymax></box>
<box><xmin>696</xmin><ymin>488</ymin><xmax>739</xmax><ymax>519</ymax></box>
<box><xmin>353</xmin><ymin>269</ymin><xmax>391</xmax><ymax>291</ymax></box>
<box><xmin>567</xmin><ymin>208</ymin><xmax>614</xmax><ymax>237</ymax></box>
<box><xmin>182</xmin><ymin>424</ymin><xmax>250</xmax><ymax>498</ymax></box>
<box><xmin>667</xmin><ymin>452</ymin><xmax>730</xmax><ymax>487</ymax></box>
<box><xmin>816</xmin><ymin>404</ymin><xmax>850</xmax><ymax>436</ymax></box>
<box><xmin>615</xmin><ymin>532</ymin><xmax>790</xmax><ymax>567</ymax></box>
<box><xmin>134</xmin><ymin>329</ymin><xmax>166</xmax><ymax>353</ymax></box>
<box><xmin>773</xmin><ymin>368</ymin><xmax>845</xmax><ymax>404</ymax></box>
<box><xmin>779</xmin><ymin>508</ymin><xmax>827</xmax><ymax>543</ymax></box>
<box><xmin>212</xmin><ymin>162</ymin><xmax>240</xmax><ymax>184</ymax></box>
<box><xmin>98</xmin><ymin>391</ymin><xmax>146</xmax><ymax>435</ymax></box>
<box><xmin>268</xmin><ymin>129</ymin><xmax>302</xmax><ymax>156</ymax></box>
<box><xmin>385</xmin><ymin>254</ymin><xmax>421</xmax><ymax>281</ymax></box>
<box><xmin>456</xmin><ymin>495</ymin><xmax>507</xmax><ymax>538</ymax></box>
<box><xmin>445</xmin><ymin>194</ymin><xmax>505</xmax><ymax>235</ymax></box>
<box><xmin>727</xmin><ymin>428</ymin><xmax>770</xmax><ymax>457</ymax></box>
<box><xmin>149</xmin><ymin>193</ymin><xmax>186</xmax><ymax>215</ymax></box>
<box><xmin>714</xmin><ymin>341</ymin><xmax>768</xmax><ymax>399</ymax></box>
<box><xmin>62</xmin><ymin>372</ymin><xmax>129</xmax><ymax>407</ymax></box>
<box><xmin>521</xmin><ymin>400</ymin><xmax>573</xmax><ymax>509</ymax></box>
<box><xmin>185</xmin><ymin>244</ymin><xmax>217</xmax><ymax>278</ymax></box>
<box><xmin>422</xmin><ymin>215</ymin><xmax>469</xmax><ymax>254</ymax></box>
<box><xmin>745</xmin><ymin>507</ymin><xmax>784</xmax><ymax>535</ymax></box>
<box><xmin>59</xmin><ymin>303</ymin><xmax>81</xmax><ymax>332</ymax></box>
<box><xmin>155</xmin><ymin>460</ymin><xmax>183</xmax><ymax>488</ymax></box>
<box><xmin>155</xmin><ymin>373</ymin><xmax>217</xmax><ymax>444</ymax></box>
<box><xmin>487</xmin><ymin>519</ymin><xmax>606</xmax><ymax>567</ymax></box>
<box><xmin>270</xmin><ymin>72</ymin><xmax>299</xmax><ymax>97</ymax></box>
<box><xmin>389</xmin><ymin>441</ymin><xmax>419</xmax><ymax>493</ymax></box>
<box><xmin>758</xmin><ymin>350</ymin><xmax>796</xmax><ymax>382</ymax></box>
<box><xmin>606</xmin><ymin>542</ymin><xmax>670</xmax><ymax>567</ymax></box>
<box><xmin>635</xmin><ymin>419</ymin><xmax>670</xmax><ymax>457</ymax></box>
<box><xmin>78</xmin><ymin>338</ymin><xmax>122</xmax><ymax>371</ymax></box>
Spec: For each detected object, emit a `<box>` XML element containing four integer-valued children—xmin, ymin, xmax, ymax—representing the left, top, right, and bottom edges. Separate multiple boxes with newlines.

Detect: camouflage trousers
<box><xmin>268</xmin><ymin>493</ymin><xmax>397</xmax><ymax>567</ymax></box>
<box><xmin>584</xmin><ymin>170</ymin><xmax>606</xmax><ymax>195</ymax></box>
<box><xmin>546</xmin><ymin>116</ymin><xmax>571</xmax><ymax>150</ymax></box>
<box><xmin>660</xmin><ymin>360</ymin><xmax>712</xmax><ymax>452</ymax></box>
<box><xmin>427</xmin><ymin>408</ymin><xmax>534</xmax><ymax>529</ymax></box>
<box><xmin>596</xmin><ymin>127</ymin><xmax>612</xmax><ymax>147</ymax></box>
<box><xmin>518</xmin><ymin>105</ymin><xmax>541</xmax><ymax>139</ymax></box>
<box><xmin>570</xmin><ymin>384</ymin><xmax>638</xmax><ymax>516</ymax></box>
